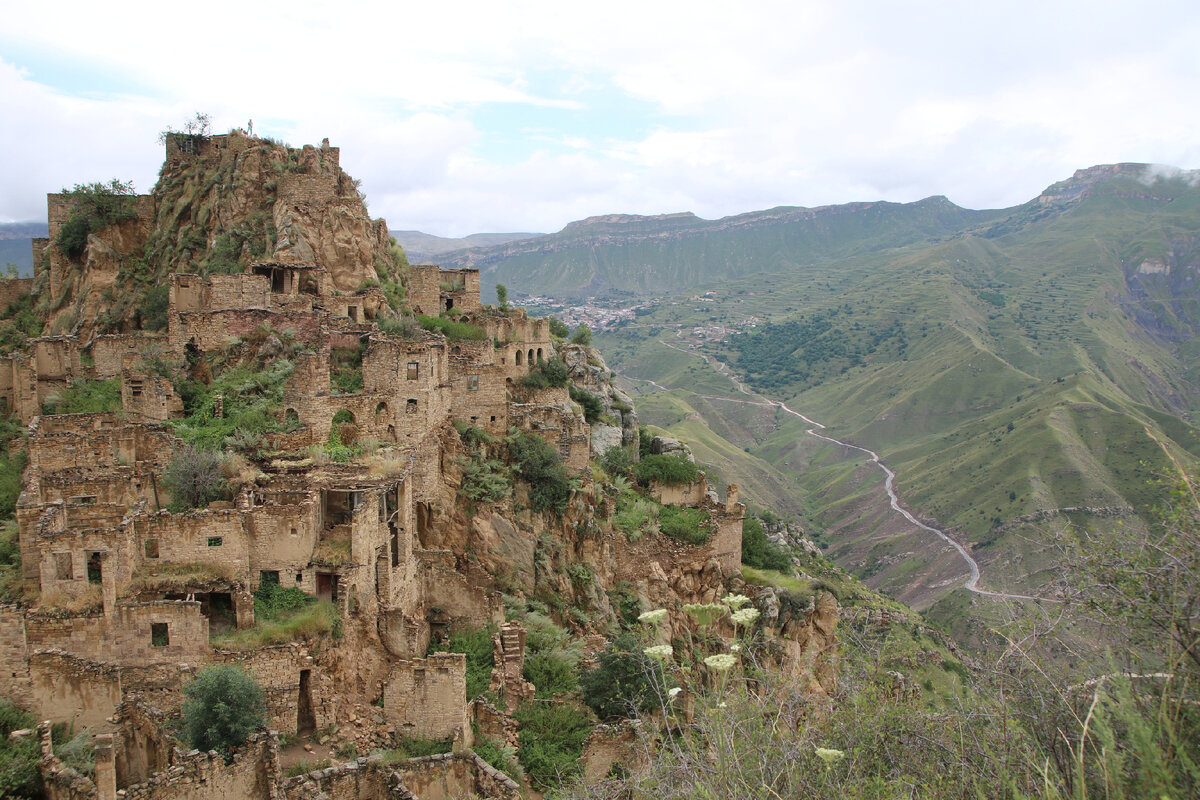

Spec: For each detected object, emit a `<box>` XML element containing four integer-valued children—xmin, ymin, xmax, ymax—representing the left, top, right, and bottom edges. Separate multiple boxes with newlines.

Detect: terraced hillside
<box><xmin>582</xmin><ymin>164</ymin><xmax>1200</xmax><ymax>610</ymax></box>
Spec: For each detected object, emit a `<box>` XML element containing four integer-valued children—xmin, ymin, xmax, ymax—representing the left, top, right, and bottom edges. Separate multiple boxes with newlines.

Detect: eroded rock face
<box><xmin>561</xmin><ymin>343</ymin><xmax>640</xmax><ymax>456</ymax></box>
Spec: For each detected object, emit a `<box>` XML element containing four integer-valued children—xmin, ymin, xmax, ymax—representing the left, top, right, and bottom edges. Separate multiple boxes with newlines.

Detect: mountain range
<box><xmin>418</xmin><ymin>163</ymin><xmax>1200</xmax><ymax>616</ymax></box>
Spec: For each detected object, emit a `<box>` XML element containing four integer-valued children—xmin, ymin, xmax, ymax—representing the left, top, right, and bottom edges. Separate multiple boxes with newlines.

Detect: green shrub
<box><xmin>458</xmin><ymin>454</ymin><xmax>511</xmax><ymax>502</ymax></box>
<box><xmin>182</xmin><ymin>666</ymin><xmax>266</xmax><ymax>762</ymax></box>
<box><xmin>506</xmin><ymin>430</ymin><xmax>574</xmax><ymax>514</ymax></box>
<box><xmin>613</xmin><ymin>497</ymin><xmax>659</xmax><ymax>542</ymax></box>
<box><xmin>0</xmin><ymin>294</ymin><xmax>43</xmax><ymax>355</ymax></box>
<box><xmin>580</xmin><ymin>633</ymin><xmax>671</xmax><ymax>721</ymax></box>
<box><xmin>518</xmin><ymin>356</ymin><xmax>570</xmax><ymax>390</ymax></box>
<box><xmin>524</xmin><ymin>649</ymin><xmax>580</xmax><ymax>699</ymax></box>
<box><xmin>600</xmin><ymin>446</ymin><xmax>632</xmax><ymax>476</ymax></box>
<box><xmin>42</xmin><ymin>379</ymin><xmax>122</xmax><ymax>415</ymax></box>
<box><xmin>163</xmin><ymin>448</ymin><xmax>229</xmax><ymax>511</ymax></box>
<box><xmin>657</xmin><ymin>505</ymin><xmax>711</xmax><ymax>545</ymax></box>
<box><xmin>431</xmin><ymin>626</ymin><xmax>495</xmax><ymax>700</ymax></box>
<box><xmin>569</xmin><ymin>324</ymin><xmax>592</xmax><ymax>346</ymax></box>
<box><xmin>54</xmin><ymin>180</ymin><xmax>138</xmax><ymax>260</ymax></box>
<box><xmin>633</xmin><ymin>453</ymin><xmax>699</xmax><ymax>486</ymax></box>
<box><xmin>569</xmin><ymin>385</ymin><xmax>604</xmax><ymax>424</ymax></box>
<box><xmin>0</xmin><ymin>699</ymin><xmax>40</xmax><ymax>798</ymax></box>
<box><xmin>52</xmin><ymin>729</ymin><xmax>94</xmax><ymax>777</ymax></box>
<box><xmin>513</xmin><ymin>701</ymin><xmax>594</xmax><ymax>789</ymax></box>
<box><xmin>377</xmin><ymin>315</ymin><xmax>420</xmax><ymax>338</ymax></box>
<box><xmin>418</xmin><ymin>315</ymin><xmax>486</xmax><ymax>341</ymax></box>
<box><xmin>138</xmin><ymin>285</ymin><xmax>170</xmax><ymax>331</ymax></box>
<box><xmin>741</xmin><ymin>516</ymin><xmax>792</xmax><ymax>573</ymax></box>
<box><xmin>473</xmin><ymin>736</ymin><xmax>523</xmax><ymax>781</ymax></box>
<box><xmin>548</xmin><ymin>317</ymin><xmax>570</xmax><ymax>339</ymax></box>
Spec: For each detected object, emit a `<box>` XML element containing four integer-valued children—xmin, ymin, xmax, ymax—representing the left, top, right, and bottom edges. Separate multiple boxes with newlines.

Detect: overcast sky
<box><xmin>2</xmin><ymin>0</ymin><xmax>1198</xmax><ymax>237</ymax></box>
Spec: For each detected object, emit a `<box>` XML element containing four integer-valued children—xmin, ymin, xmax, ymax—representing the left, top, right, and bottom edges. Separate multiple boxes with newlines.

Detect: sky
<box><xmin>2</xmin><ymin>0</ymin><xmax>1199</xmax><ymax>237</ymax></box>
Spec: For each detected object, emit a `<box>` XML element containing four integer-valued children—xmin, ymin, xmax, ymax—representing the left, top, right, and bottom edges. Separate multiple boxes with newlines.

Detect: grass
<box><xmin>430</xmin><ymin>625</ymin><xmax>495</xmax><ymax>700</ymax></box>
<box><xmin>41</xmin><ymin>379</ymin><xmax>121</xmax><ymax>415</ymax></box>
<box><xmin>211</xmin><ymin>584</ymin><xmax>340</xmax><ymax>649</ymax></box>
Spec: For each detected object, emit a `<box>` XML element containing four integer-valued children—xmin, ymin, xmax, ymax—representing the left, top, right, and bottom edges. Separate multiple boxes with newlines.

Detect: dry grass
<box><xmin>365</xmin><ymin>449</ymin><xmax>409</xmax><ymax>478</ymax></box>
<box><xmin>124</xmin><ymin>562</ymin><xmax>238</xmax><ymax>594</ymax></box>
<box><xmin>39</xmin><ymin>584</ymin><xmax>103</xmax><ymax>615</ymax></box>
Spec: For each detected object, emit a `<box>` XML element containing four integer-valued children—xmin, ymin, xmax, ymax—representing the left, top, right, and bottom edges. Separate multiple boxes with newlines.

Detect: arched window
<box><xmin>375</xmin><ymin>401</ymin><xmax>389</xmax><ymax>419</ymax></box>
<box><xmin>528</xmin><ymin>349</ymin><xmax>534</xmax><ymax>365</ymax></box>
<box><xmin>515</xmin><ymin>350</ymin><xmax>523</xmax><ymax>366</ymax></box>
<box><xmin>537</xmin><ymin>348</ymin><xmax>543</xmax><ymax>362</ymax></box>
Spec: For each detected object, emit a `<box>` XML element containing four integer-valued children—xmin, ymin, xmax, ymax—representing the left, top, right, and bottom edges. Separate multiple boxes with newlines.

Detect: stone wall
<box><xmin>0</xmin><ymin>276</ymin><xmax>33</xmax><ymax>311</ymax></box>
<box><xmin>210</xmin><ymin>644</ymin><xmax>333</xmax><ymax>735</ymax></box>
<box><xmin>170</xmin><ymin>308</ymin><xmax>325</xmax><ymax>353</ymax></box>
<box><xmin>122</xmin><ymin>371</ymin><xmax>183</xmax><ymax>421</ymax></box>
<box><xmin>29</xmin><ymin>649</ymin><xmax>122</xmax><ymax>731</ymax></box>
<box><xmin>0</xmin><ymin>604</ymin><xmax>32</xmax><ymax>706</ymax></box>
<box><xmin>24</xmin><ymin>601</ymin><xmax>209</xmax><ymax>667</ymax></box>
<box><xmin>382</xmin><ymin>653</ymin><xmax>469</xmax><ymax>742</ymax></box>
<box><xmin>396</xmin><ymin>752</ymin><xmax>519</xmax><ymax>800</ymax></box>
<box><xmin>406</xmin><ymin>265</ymin><xmax>481</xmax><ymax>317</ymax></box>
<box><xmin>118</xmin><ymin>731</ymin><xmax>280</xmax><ymax>800</ymax></box>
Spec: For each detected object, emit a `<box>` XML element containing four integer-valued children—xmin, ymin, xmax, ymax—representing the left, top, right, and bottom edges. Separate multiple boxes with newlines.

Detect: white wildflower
<box><xmin>722</xmin><ymin>593</ymin><xmax>751</xmax><ymax>610</ymax></box>
<box><xmin>730</xmin><ymin>607</ymin><xmax>760</xmax><ymax>628</ymax></box>
<box><xmin>815</xmin><ymin>747</ymin><xmax>845</xmax><ymax>766</ymax></box>
<box><xmin>643</xmin><ymin>644</ymin><xmax>674</xmax><ymax>661</ymax></box>
<box><xmin>668</xmin><ymin>687</ymin><xmax>682</xmax><ymax>700</ymax></box>
<box><xmin>704</xmin><ymin>653</ymin><xmax>738</xmax><ymax>672</ymax></box>
<box><xmin>638</xmin><ymin>608</ymin><xmax>668</xmax><ymax>625</ymax></box>
<box><xmin>729</xmin><ymin>643</ymin><xmax>741</xmax><ymax>652</ymax></box>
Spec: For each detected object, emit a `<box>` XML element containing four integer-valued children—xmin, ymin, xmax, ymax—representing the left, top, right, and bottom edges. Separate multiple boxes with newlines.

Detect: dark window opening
<box><xmin>144</xmin><ymin>539</ymin><xmax>159</xmax><ymax>559</ymax></box>
<box><xmin>406</xmin><ymin>398</ymin><xmax>417</xmax><ymax>414</ymax></box>
<box><xmin>514</xmin><ymin>350</ymin><xmax>522</xmax><ymax>366</ymax></box>
<box><xmin>151</xmin><ymin>623</ymin><xmax>169</xmax><ymax>647</ymax></box>
<box><xmin>298</xmin><ymin>669</ymin><xmax>316</xmax><ymax>735</ymax></box>
<box><xmin>86</xmin><ymin>552</ymin><xmax>103</xmax><ymax>585</ymax></box>
<box><xmin>347</xmin><ymin>306</ymin><xmax>359</xmax><ymax>322</ymax></box>
<box><xmin>445</xmin><ymin>298</ymin><xmax>454</xmax><ymax>311</ymax></box>
<box><xmin>207</xmin><ymin>536</ymin><xmax>223</xmax><ymax>547</ymax></box>
<box><xmin>260</xmin><ymin>570</ymin><xmax>280</xmax><ymax>588</ymax></box>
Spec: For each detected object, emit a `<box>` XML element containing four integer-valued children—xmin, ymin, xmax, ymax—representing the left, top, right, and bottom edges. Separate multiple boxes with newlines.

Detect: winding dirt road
<box><xmin>629</xmin><ymin>337</ymin><xmax>1045</xmax><ymax>603</ymax></box>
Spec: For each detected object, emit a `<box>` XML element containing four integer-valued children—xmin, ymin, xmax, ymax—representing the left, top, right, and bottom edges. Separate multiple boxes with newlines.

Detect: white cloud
<box><xmin>3</xmin><ymin>0</ymin><xmax>1200</xmax><ymax>233</ymax></box>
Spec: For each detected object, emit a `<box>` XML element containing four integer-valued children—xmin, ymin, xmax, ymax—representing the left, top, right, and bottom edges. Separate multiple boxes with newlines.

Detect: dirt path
<box><xmin>628</xmin><ymin>335</ymin><xmax>1047</xmax><ymax>603</ymax></box>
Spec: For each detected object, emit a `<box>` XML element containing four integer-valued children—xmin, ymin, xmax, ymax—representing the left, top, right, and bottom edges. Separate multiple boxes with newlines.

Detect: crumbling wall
<box><xmin>24</xmin><ymin>601</ymin><xmax>209</xmax><ymax>667</ymax></box>
<box><xmin>382</xmin><ymin>653</ymin><xmax>469</xmax><ymax>742</ymax></box>
<box><xmin>118</xmin><ymin>731</ymin><xmax>280</xmax><ymax>800</ymax></box>
<box><xmin>417</xmin><ymin>550</ymin><xmax>504</xmax><ymax>630</ymax></box>
<box><xmin>0</xmin><ymin>604</ymin><xmax>32</xmax><ymax>707</ymax></box>
<box><xmin>29</xmin><ymin>649</ymin><xmax>122</xmax><ymax>731</ymax></box>
<box><xmin>396</xmin><ymin>752</ymin><xmax>520</xmax><ymax>800</ymax></box>
<box><xmin>212</xmin><ymin>644</ymin><xmax>332</xmax><ymax>734</ymax></box>
<box><xmin>121</xmin><ymin>371</ymin><xmax>183</xmax><ymax>421</ymax></box>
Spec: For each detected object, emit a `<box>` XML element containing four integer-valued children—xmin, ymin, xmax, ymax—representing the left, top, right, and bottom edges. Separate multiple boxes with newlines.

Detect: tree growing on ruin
<box><xmin>182</xmin><ymin>665</ymin><xmax>266</xmax><ymax>762</ymax></box>
<box><xmin>496</xmin><ymin>283</ymin><xmax>509</xmax><ymax>311</ymax></box>
<box><xmin>164</xmin><ymin>447</ymin><xmax>229</xmax><ymax>511</ymax></box>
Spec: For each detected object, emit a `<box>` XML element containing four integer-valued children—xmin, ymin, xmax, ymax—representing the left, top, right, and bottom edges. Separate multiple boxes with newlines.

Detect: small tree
<box><xmin>164</xmin><ymin>447</ymin><xmax>229</xmax><ymax>511</ymax></box>
<box><xmin>182</xmin><ymin>665</ymin><xmax>266</xmax><ymax>761</ymax></box>
<box><xmin>548</xmin><ymin>317</ymin><xmax>570</xmax><ymax>339</ymax></box>
<box><xmin>569</xmin><ymin>323</ymin><xmax>592</xmax><ymax>346</ymax></box>
<box><xmin>495</xmin><ymin>283</ymin><xmax>509</xmax><ymax>311</ymax></box>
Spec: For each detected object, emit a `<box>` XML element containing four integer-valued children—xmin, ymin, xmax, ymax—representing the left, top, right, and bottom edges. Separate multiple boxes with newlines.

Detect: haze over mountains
<box><xmin>412</xmin><ymin>162</ymin><xmax>1200</xmax><ymax>616</ymax></box>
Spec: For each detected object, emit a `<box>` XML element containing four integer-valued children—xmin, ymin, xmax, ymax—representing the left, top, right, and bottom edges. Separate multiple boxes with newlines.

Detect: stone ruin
<box><xmin>0</xmin><ymin>132</ymin><xmax>836</xmax><ymax>800</ymax></box>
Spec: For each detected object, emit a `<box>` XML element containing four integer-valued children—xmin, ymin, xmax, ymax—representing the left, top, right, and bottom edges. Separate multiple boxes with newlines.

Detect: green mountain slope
<box><xmin>590</xmin><ymin>163</ymin><xmax>1200</xmax><ymax>607</ymax></box>
<box><xmin>433</xmin><ymin>198</ymin><xmax>1004</xmax><ymax>298</ymax></box>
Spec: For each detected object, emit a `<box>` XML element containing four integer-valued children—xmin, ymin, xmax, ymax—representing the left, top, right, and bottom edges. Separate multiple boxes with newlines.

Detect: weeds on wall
<box><xmin>41</xmin><ymin>378</ymin><xmax>122</xmax><ymax>416</ymax></box>
<box><xmin>418</xmin><ymin>315</ymin><xmax>486</xmax><ymax>341</ymax></box>
<box><xmin>428</xmin><ymin>625</ymin><xmax>496</xmax><ymax>700</ymax></box>
<box><xmin>0</xmin><ymin>293</ymin><xmax>43</xmax><ymax>355</ymax></box>
<box><xmin>54</xmin><ymin>180</ymin><xmax>139</xmax><ymax>261</ymax></box>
